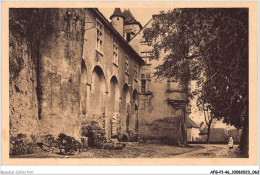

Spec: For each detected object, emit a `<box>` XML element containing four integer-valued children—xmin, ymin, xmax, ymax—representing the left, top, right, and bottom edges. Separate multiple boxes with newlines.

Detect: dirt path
<box><xmin>10</xmin><ymin>143</ymin><xmax>244</xmax><ymax>158</ymax></box>
<box><xmin>174</xmin><ymin>144</ymin><xmax>241</xmax><ymax>158</ymax></box>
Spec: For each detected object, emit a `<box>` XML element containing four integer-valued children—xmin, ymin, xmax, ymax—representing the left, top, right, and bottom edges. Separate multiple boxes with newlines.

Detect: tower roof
<box><xmin>110</xmin><ymin>8</ymin><xmax>125</xmax><ymax>20</ymax></box>
<box><xmin>122</xmin><ymin>9</ymin><xmax>142</xmax><ymax>28</ymax></box>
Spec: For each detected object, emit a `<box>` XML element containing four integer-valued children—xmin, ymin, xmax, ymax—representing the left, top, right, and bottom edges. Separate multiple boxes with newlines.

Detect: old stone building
<box><xmin>9</xmin><ymin>8</ymin><xmax>189</xmax><ymax>146</ymax></box>
<box><xmin>10</xmin><ymin>8</ymin><xmax>143</xmax><ymax>141</ymax></box>
<box><xmin>81</xmin><ymin>9</ymin><xmax>144</xmax><ymax>140</ymax></box>
<box><xmin>129</xmin><ymin>13</ymin><xmax>190</xmax><ymax>143</ymax></box>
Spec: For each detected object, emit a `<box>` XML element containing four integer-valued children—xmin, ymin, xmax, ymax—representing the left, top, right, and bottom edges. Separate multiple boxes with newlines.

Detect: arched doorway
<box><xmin>80</xmin><ymin>60</ymin><xmax>87</xmax><ymax>115</ymax></box>
<box><xmin>90</xmin><ymin>66</ymin><xmax>106</xmax><ymax>119</ymax></box>
<box><xmin>132</xmin><ymin>89</ymin><xmax>139</xmax><ymax>133</ymax></box>
<box><xmin>109</xmin><ymin>76</ymin><xmax>120</xmax><ymax>115</ymax></box>
<box><xmin>122</xmin><ymin>83</ymin><xmax>130</xmax><ymax>133</ymax></box>
<box><xmin>109</xmin><ymin>76</ymin><xmax>120</xmax><ymax>137</ymax></box>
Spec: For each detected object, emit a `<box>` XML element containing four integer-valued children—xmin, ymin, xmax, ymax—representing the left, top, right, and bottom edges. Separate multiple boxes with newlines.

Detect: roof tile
<box><xmin>110</xmin><ymin>8</ymin><xmax>125</xmax><ymax>19</ymax></box>
<box><xmin>122</xmin><ymin>9</ymin><xmax>142</xmax><ymax>28</ymax></box>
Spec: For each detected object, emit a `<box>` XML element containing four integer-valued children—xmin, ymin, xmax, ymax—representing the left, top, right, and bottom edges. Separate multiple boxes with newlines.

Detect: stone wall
<box><xmin>38</xmin><ymin>8</ymin><xmax>85</xmax><ymax>140</ymax></box>
<box><xmin>140</xmin><ymin>116</ymin><xmax>183</xmax><ymax>144</ymax></box>
<box><xmin>123</xmin><ymin>24</ymin><xmax>141</xmax><ymax>40</ymax></box>
<box><xmin>9</xmin><ymin>8</ymin><xmax>86</xmax><ymax>140</ymax></box>
<box><xmin>138</xmin><ymin>73</ymin><xmax>184</xmax><ymax>142</ymax></box>
<box><xmin>9</xmin><ymin>10</ymin><xmax>39</xmax><ymax>137</ymax></box>
<box><xmin>10</xmin><ymin>8</ymin><xmax>143</xmax><ymax>145</ymax></box>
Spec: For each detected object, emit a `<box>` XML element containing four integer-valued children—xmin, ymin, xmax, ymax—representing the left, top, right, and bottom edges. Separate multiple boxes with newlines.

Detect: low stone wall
<box><xmin>10</xmin><ymin>131</ymin><xmax>126</xmax><ymax>156</ymax></box>
<box><xmin>139</xmin><ymin>116</ymin><xmax>183</xmax><ymax>145</ymax></box>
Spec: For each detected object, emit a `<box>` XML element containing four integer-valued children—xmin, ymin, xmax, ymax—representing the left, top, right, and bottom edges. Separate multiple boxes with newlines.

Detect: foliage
<box><xmin>10</xmin><ymin>134</ymin><xmax>36</xmax><ymax>155</ymax></box>
<box><xmin>57</xmin><ymin>133</ymin><xmax>81</xmax><ymax>154</ymax></box>
<box><xmin>144</xmin><ymin>8</ymin><xmax>248</xmax><ymax>154</ymax></box>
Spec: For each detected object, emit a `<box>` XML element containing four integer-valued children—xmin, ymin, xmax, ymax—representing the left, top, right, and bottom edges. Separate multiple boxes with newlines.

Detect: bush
<box><xmin>56</xmin><ymin>133</ymin><xmax>81</xmax><ymax>154</ymax></box>
<box><xmin>10</xmin><ymin>133</ymin><xmax>36</xmax><ymax>155</ymax></box>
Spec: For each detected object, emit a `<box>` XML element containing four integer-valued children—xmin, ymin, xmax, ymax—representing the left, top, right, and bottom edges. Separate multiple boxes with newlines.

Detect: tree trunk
<box><xmin>182</xmin><ymin>122</ymin><xmax>188</xmax><ymax>146</ymax></box>
<box><xmin>207</xmin><ymin>122</ymin><xmax>211</xmax><ymax>144</ymax></box>
<box><xmin>239</xmin><ymin>121</ymin><xmax>249</xmax><ymax>157</ymax></box>
<box><xmin>179</xmin><ymin>122</ymin><xmax>188</xmax><ymax>146</ymax></box>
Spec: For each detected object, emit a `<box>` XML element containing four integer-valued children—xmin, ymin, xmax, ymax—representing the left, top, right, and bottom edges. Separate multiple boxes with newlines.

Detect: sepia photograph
<box><xmin>1</xmin><ymin>1</ymin><xmax>258</xmax><ymax>168</ymax></box>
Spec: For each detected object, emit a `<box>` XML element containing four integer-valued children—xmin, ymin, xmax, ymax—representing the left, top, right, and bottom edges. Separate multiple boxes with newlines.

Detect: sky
<box><xmin>99</xmin><ymin>8</ymin><xmax>172</xmax><ymax>26</ymax></box>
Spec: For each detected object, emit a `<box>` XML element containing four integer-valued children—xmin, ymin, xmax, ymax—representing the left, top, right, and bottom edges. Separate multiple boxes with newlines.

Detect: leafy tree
<box><xmin>144</xmin><ymin>8</ymin><xmax>248</xmax><ymax>156</ymax></box>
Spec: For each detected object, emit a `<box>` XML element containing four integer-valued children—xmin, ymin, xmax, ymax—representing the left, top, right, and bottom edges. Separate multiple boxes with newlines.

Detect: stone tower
<box><xmin>122</xmin><ymin>9</ymin><xmax>142</xmax><ymax>41</ymax></box>
<box><xmin>110</xmin><ymin>8</ymin><xmax>125</xmax><ymax>36</ymax></box>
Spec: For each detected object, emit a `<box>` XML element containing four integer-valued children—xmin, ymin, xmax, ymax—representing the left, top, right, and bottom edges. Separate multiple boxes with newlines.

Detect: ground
<box><xmin>10</xmin><ymin>143</ymin><xmax>244</xmax><ymax>158</ymax></box>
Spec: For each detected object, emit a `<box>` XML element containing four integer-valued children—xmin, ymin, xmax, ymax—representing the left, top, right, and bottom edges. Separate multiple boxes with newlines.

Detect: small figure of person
<box><xmin>228</xmin><ymin>136</ymin><xmax>234</xmax><ymax>152</ymax></box>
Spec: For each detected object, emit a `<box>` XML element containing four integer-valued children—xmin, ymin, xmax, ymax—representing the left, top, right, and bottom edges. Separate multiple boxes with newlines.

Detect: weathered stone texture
<box><xmin>10</xmin><ymin>8</ymin><xmax>143</xmax><ymax>146</ymax></box>
<box><xmin>9</xmin><ymin>15</ymin><xmax>39</xmax><ymax>137</ymax></box>
<box><xmin>9</xmin><ymin>8</ymin><xmax>86</xmax><ymax>140</ymax></box>
<box><xmin>140</xmin><ymin>117</ymin><xmax>183</xmax><ymax>144</ymax></box>
<box><xmin>38</xmin><ymin>9</ymin><xmax>85</xmax><ymax>139</ymax></box>
<box><xmin>10</xmin><ymin>8</ymin><xmax>189</xmax><ymax>150</ymax></box>
<box><xmin>81</xmin><ymin>9</ymin><xmax>142</xmax><ymax>139</ymax></box>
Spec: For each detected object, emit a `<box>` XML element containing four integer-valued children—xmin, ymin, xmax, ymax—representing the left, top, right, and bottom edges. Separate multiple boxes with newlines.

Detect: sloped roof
<box><xmin>110</xmin><ymin>8</ymin><xmax>125</xmax><ymax>20</ymax></box>
<box><xmin>129</xmin><ymin>17</ymin><xmax>153</xmax><ymax>43</ymax></box>
<box><xmin>187</xmin><ymin>117</ymin><xmax>200</xmax><ymax>128</ymax></box>
<box><xmin>92</xmin><ymin>9</ymin><xmax>145</xmax><ymax>64</ymax></box>
<box><xmin>122</xmin><ymin>9</ymin><xmax>142</xmax><ymax>28</ymax></box>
